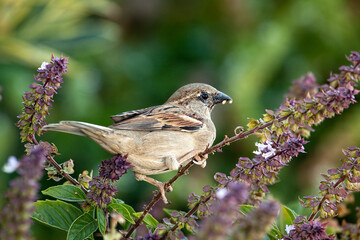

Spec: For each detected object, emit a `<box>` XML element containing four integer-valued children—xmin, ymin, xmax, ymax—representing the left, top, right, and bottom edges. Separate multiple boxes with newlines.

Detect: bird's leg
<box><xmin>134</xmin><ymin>173</ymin><xmax>173</xmax><ymax>204</ymax></box>
<box><xmin>164</xmin><ymin>156</ymin><xmax>180</xmax><ymax>170</ymax></box>
<box><xmin>177</xmin><ymin>150</ymin><xmax>201</xmax><ymax>165</ymax></box>
<box><xmin>193</xmin><ymin>153</ymin><xmax>208</xmax><ymax>168</ymax></box>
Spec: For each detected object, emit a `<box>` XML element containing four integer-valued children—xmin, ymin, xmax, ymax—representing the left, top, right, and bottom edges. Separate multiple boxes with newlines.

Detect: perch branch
<box><xmin>124</xmin><ymin>114</ymin><xmax>292</xmax><ymax>238</ymax></box>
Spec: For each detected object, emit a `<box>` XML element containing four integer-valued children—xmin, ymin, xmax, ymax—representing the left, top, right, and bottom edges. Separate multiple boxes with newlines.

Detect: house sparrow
<box><xmin>43</xmin><ymin>83</ymin><xmax>232</xmax><ymax>203</ymax></box>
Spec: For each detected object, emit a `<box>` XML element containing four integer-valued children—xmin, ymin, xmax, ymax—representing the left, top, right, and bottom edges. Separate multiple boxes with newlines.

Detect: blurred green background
<box><xmin>1</xmin><ymin>0</ymin><xmax>360</xmax><ymax>238</ymax></box>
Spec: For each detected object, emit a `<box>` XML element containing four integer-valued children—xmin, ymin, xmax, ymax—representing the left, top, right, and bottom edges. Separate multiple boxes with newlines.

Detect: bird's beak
<box><xmin>213</xmin><ymin>91</ymin><xmax>232</xmax><ymax>105</ymax></box>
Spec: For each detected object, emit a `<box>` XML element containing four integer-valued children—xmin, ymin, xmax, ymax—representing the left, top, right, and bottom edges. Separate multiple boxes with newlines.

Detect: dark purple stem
<box><xmin>307</xmin><ymin>174</ymin><xmax>347</xmax><ymax>221</ymax></box>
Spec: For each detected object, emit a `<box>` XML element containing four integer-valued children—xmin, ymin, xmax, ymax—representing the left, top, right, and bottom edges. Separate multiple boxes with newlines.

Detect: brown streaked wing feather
<box><xmin>109</xmin><ymin>105</ymin><xmax>204</xmax><ymax>132</ymax></box>
<box><xmin>110</xmin><ymin>106</ymin><xmax>156</xmax><ymax>123</ymax></box>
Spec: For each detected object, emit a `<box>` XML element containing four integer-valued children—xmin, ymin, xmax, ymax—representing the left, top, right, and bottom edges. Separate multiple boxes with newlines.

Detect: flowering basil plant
<box><xmin>1</xmin><ymin>52</ymin><xmax>360</xmax><ymax>240</ymax></box>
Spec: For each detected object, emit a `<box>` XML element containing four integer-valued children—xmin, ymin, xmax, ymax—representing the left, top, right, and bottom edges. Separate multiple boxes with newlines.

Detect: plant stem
<box><xmin>46</xmin><ymin>155</ymin><xmax>88</xmax><ymax>192</ymax></box>
<box><xmin>160</xmin><ymin>195</ymin><xmax>212</xmax><ymax>240</ymax></box>
<box><xmin>307</xmin><ymin>174</ymin><xmax>347</xmax><ymax>221</ymax></box>
<box><xmin>30</xmin><ymin>131</ymin><xmax>88</xmax><ymax>193</ymax></box>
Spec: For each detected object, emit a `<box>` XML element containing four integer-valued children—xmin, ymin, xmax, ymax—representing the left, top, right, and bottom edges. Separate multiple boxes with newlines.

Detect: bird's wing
<box><xmin>109</xmin><ymin>105</ymin><xmax>204</xmax><ymax>132</ymax></box>
<box><xmin>110</xmin><ymin>106</ymin><xmax>156</xmax><ymax>123</ymax></box>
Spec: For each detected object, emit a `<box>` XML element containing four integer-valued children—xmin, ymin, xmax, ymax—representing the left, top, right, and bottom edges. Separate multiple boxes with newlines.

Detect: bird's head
<box><xmin>166</xmin><ymin>83</ymin><xmax>232</xmax><ymax>117</ymax></box>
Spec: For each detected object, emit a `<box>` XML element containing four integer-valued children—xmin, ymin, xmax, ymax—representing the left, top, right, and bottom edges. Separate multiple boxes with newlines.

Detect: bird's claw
<box><xmin>156</xmin><ymin>182</ymin><xmax>173</xmax><ymax>204</ymax></box>
<box><xmin>193</xmin><ymin>154</ymin><xmax>208</xmax><ymax>168</ymax></box>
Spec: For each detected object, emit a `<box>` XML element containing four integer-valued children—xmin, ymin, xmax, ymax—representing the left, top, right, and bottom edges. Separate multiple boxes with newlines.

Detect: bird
<box><xmin>43</xmin><ymin>83</ymin><xmax>232</xmax><ymax>203</ymax></box>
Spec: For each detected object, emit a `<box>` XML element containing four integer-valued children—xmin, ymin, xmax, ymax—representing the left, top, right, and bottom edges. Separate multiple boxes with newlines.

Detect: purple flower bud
<box><xmin>98</xmin><ymin>154</ymin><xmax>132</xmax><ymax>181</ymax></box>
<box><xmin>283</xmin><ymin>219</ymin><xmax>335</xmax><ymax>240</ymax></box>
<box><xmin>87</xmin><ymin>176</ymin><xmax>117</xmax><ymax>209</ymax></box>
<box><xmin>214</xmin><ymin>172</ymin><xmax>229</xmax><ymax>185</ymax></box>
<box><xmin>137</xmin><ymin>230</ymin><xmax>161</xmax><ymax>240</ymax></box>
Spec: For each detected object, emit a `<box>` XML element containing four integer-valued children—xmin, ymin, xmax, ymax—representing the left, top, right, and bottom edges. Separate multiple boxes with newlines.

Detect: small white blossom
<box><xmin>3</xmin><ymin>156</ymin><xmax>19</xmax><ymax>173</ymax></box>
<box><xmin>285</xmin><ymin>224</ymin><xmax>295</xmax><ymax>234</ymax></box>
<box><xmin>216</xmin><ymin>188</ymin><xmax>228</xmax><ymax>199</ymax></box>
<box><xmin>253</xmin><ymin>140</ymin><xmax>276</xmax><ymax>159</ymax></box>
<box><xmin>255</xmin><ymin>142</ymin><xmax>267</xmax><ymax>151</ymax></box>
<box><xmin>263</xmin><ymin>150</ymin><xmax>275</xmax><ymax>159</ymax></box>
<box><xmin>38</xmin><ymin>61</ymin><xmax>49</xmax><ymax>71</ymax></box>
<box><xmin>253</xmin><ymin>150</ymin><xmax>261</xmax><ymax>155</ymax></box>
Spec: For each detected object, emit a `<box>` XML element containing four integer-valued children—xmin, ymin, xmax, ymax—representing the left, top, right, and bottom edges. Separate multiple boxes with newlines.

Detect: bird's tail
<box><xmin>42</xmin><ymin>121</ymin><xmax>120</xmax><ymax>154</ymax></box>
<box><xmin>43</xmin><ymin>121</ymin><xmax>85</xmax><ymax>136</ymax></box>
<box><xmin>43</xmin><ymin>121</ymin><xmax>111</xmax><ymax>136</ymax></box>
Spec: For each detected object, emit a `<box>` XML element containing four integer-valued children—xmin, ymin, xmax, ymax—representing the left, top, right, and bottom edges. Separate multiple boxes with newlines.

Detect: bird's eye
<box><xmin>200</xmin><ymin>92</ymin><xmax>209</xmax><ymax>100</ymax></box>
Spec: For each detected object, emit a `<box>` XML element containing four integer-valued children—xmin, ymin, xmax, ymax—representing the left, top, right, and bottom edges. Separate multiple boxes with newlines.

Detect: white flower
<box><xmin>253</xmin><ymin>140</ymin><xmax>276</xmax><ymax>159</ymax></box>
<box><xmin>3</xmin><ymin>156</ymin><xmax>19</xmax><ymax>173</ymax></box>
<box><xmin>263</xmin><ymin>150</ymin><xmax>275</xmax><ymax>159</ymax></box>
<box><xmin>254</xmin><ymin>142</ymin><xmax>268</xmax><ymax>151</ymax></box>
<box><xmin>285</xmin><ymin>224</ymin><xmax>295</xmax><ymax>234</ymax></box>
<box><xmin>253</xmin><ymin>150</ymin><xmax>262</xmax><ymax>155</ymax></box>
<box><xmin>38</xmin><ymin>61</ymin><xmax>49</xmax><ymax>71</ymax></box>
<box><xmin>216</xmin><ymin>188</ymin><xmax>228</xmax><ymax>199</ymax></box>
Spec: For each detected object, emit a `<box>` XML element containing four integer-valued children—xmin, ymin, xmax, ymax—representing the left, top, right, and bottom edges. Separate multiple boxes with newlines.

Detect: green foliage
<box><xmin>67</xmin><ymin>213</ymin><xmax>97</xmax><ymax>240</ymax></box>
<box><xmin>96</xmin><ymin>207</ymin><xmax>106</xmax><ymax>235</ymax></box>
<box><xmin>107</xmin><ymin>200</ymin><xmax>135</xmax><ymax>224</ymax></box>
<box><xmin>33</xmin><ymin>186</ymin><xmax>137</xmax><ymax>239</ymax></box>
<box><xmin>133</xmin><ymin>212</ymin><xmax>159</xmax><ymax>229</ymax></box>
<box><xmin>42</xmin><ymin>185</ymin><xmax>87</xmax><ymax>202</ymax></box>
<box><xmin>32</xmin><ymin>200</ymin><xmax>83</xmax><ymax>231</ymax></box>
<box><xmin>277</xmin><ymin>205</ymin><xmax>297</xmax><ymax>234</ymax></box>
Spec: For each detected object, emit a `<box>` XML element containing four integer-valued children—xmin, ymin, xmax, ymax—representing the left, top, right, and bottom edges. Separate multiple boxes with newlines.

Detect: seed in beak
<box><xmin>222</xmin><ymin>100</ymin><xmax>226</xmax><ymax>104</ymax></box>
<box><xmin>229</xmin><ymin>100</ymin><xmax>233</xmax><ymax>104</ymax></box>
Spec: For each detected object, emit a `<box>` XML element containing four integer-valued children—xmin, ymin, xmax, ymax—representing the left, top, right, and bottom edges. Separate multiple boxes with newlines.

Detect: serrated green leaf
<box><xmin>32</xmin><ymin>200</ymin><xmax>83</xmax><ymax>231</ymax></box>
<box><xmin>108</xmin><ymin>202</ymin><xmax>135</xmax><ymax>224</ymax></box>
<box><xmin>96</xmin><ymin>207</ymin><xmax>106</xmax><ymax>235</ymax></box>
<box><xmin>277</xmin><ymin>204</ymin><xmax>298</xmax><ymax>234</ymax></box>
<box><xmin>42</xmin><ymin>185</ymin><xmax>87</xmax><ymax>202</ymax></box>
<box><xmin>67</xmin><ymin>213</ymin><xmax>98</xmax><ymax>240</ymax></box>
<box><xmin>133</xmin><ymin>212</ymin><xmax>159</xmax><ymax>229</ymax></box>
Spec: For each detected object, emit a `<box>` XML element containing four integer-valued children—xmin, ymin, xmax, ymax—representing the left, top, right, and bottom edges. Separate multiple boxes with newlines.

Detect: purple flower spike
<box><xmin>99</xmin><ymin>154</ymin><xmax>132</xmax><ymax>181</ymax></box>
<box><xmin>0</xmin><ymin>143</ymin><xmax>53</xmax><ymax>239</ymax></box>
<box><xmin>17</xmin><ymin>56</ymin><xmax>69</xmax><ymax>144</ymax></box>
<box><xmin>86</xmin><ymin>176</ymin><xmax>118</xmax><ymax>209</ymax></box>
<box><xmin>283</xmin><ymin>219</ymin><xmax>335</xmax><ymax>240</ymax></box>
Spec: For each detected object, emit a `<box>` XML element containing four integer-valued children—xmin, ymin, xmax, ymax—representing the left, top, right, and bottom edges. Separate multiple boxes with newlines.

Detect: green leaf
<box><xmin>119</xmin><ymin>202</ymin><xmax>135</xmax><ymax>215</ymax></box>
<box><xmin>111</xmin><ymin>198</ymin><xmax>124</xmax><ymax>204</ymax></box>
<box><xmin>108</xmin><ymin>202</ymin><xmax>135</xmax><ymax>224</ymax></box>
<box><xmin>277</xmin><ymin>204</ymin><xmax>298</xmax><ymax>234</ymax></box>
<box><xmin>133</xmin><ymin>212</ymin><xmax>159</xmax><ymax>229</ymax></box>
<box><xmin>96</xmin><ymin>207</ymin><xmax>106</xmax><ymax>235</ymax></box>
<box><xmin>32</xmin><ymin>200</ymin><xmax>83</xmax><ymax>231</ymax></box>
<box><xmin>163</xmin><ymin>208</ymin><xmax>175</xmax><ymax>216</ymax></box>
<box><xmin>239</xmin><ymin>205</ymin><xmax>254</xmax><ymax>215</ymax></box>
<box><xmin>67</xmin><ymin>213</ymin><xmax>98</xmax><ymax>240</ymax></box>
<box><xmin>87</xmin><ymin>235</ymin><xmax>95</xmax><ymax>240</ymax></box>
<box><xmin>267</xmin><ymin>225</ymin><xmax>283</xmax><ymax>240</ymax></box>
<box><xmin>42</xmin><ymin>185</ymin><xmax>87</xmax><ymax>202</ymax></box>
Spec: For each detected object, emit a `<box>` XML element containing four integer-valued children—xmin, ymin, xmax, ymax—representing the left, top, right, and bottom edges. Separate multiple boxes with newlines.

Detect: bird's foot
<box><xmin>156</xmin><ymin>182</ymin><xmax>173</xmax><ymax>204</ymax></box>
<box><xmin>134</xmin><ymin>173</ymin><xmax>172</xmax><ymax>204</ymax></box>
<box><xmin>193</xmin><ymin>153</ymin><xmax>208</xmax><ymax>168</ymax></box>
